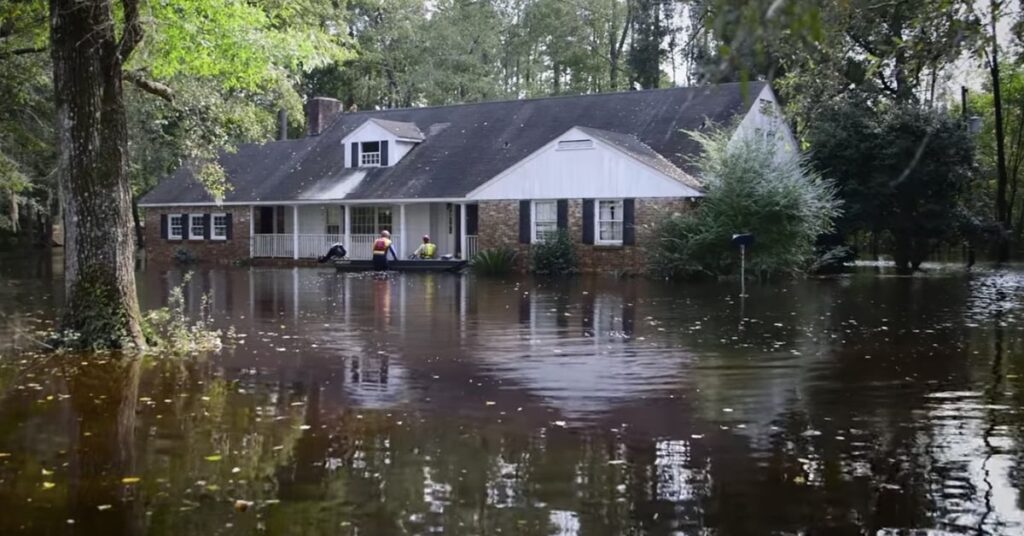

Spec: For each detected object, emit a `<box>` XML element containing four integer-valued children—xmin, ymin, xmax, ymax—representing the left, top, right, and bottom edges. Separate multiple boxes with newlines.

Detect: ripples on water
<box><xmin>0</xmin><ymin>257</ymin><xmax>1023</xmax><ymax>534</ymax></box>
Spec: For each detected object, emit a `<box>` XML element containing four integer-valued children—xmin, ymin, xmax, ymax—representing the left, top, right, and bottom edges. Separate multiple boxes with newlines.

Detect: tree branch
<box><xmin>124</xmin><ymin>71</ymin><xmax>174</xmax><ymax>103</ymax></box>
<box><xmin>118</xmin><ymin>0</ymin><xmax>144</xmax><ymax>63</ymax></box>
<box><xmin>0</xmin><ymin>46</ymin><xmax>48</xmax><ymax>60</ymax></box>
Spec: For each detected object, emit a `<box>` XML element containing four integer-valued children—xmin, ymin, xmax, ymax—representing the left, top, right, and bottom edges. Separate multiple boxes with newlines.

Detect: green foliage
<box><xmin>530</xmin><ymin>230</ymin><xmax>578</xmax><ymax>275</ymax></box>
<box><xmin>807</xmin><ymin>98</ymin><xmax>975</xmax><ymax>272</ymax></box>
<box><xmin>471</xmin><ymin>247</ymin><xmax>518</xmax><ymax>277</ymax></box>
<box><xmin>650</xmin><ymin>129</ymin><xmax>840</xmax><ymax>278</ymax></box>
<box><xmin>141</xmin><ymin>273</ymin><xmax>223</xmax><ymax>354</ymax></box>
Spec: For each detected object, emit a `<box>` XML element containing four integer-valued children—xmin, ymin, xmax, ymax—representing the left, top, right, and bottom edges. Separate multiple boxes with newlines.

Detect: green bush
<box><xmin>650</xmin><ymin>129</ymin><xmax>840</xmax><ymax>278</ymax></box>
<box><xmin>141</xmin><ymin>272</ymin><xmax>223</xmax><ymax>354</ymax></box>
<box><xmin>471</xmin><ymin>247</ymin><xmax>518</xmax><ymax>276</ymax></box>
<box><xmin>530</xmin><ymin>229</ymin><xmax>578</xmax><ymax>275</ymax></box>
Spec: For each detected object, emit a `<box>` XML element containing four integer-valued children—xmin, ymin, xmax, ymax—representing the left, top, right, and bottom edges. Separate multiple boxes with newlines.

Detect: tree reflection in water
<box><xmin>0</xmin><ymin>264</ymin><xmax>1023</xmax><ymax>534</ymax></box>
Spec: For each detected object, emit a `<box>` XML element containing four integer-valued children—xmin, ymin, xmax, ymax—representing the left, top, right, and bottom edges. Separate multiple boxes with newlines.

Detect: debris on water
<box><xmin>121</xmin><ymin>477</ymin><xmax>141</xmax><ymax>484</ymax></box>
<box><xmin>234</xmin><ymin>500</ymin><xmax>253</xmax><ymax>513</ymax></box>
<box><xmin>97</xmin><ymin>504</ymin><xmax>112</xmax><ymax>511</ymax></box>
<box><xmin>552</xmin><ymin>420</ymin><xmax>567</xmax><ymax>427</ymax></box>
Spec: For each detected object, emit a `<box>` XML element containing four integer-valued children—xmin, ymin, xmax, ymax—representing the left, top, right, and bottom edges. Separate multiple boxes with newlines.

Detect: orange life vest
<box><xmin>372</xmin><ymin>237</ymin><xmax>391</xmax><ymax>256</ymax></box>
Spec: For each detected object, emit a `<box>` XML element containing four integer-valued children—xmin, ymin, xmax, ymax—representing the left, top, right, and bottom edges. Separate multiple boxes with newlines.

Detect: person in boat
<box><xmin>317</xmin><ymin>242</ymin><xmax>347</xmax><ymax>263</ymax></box>
<box><xmin>372</xmin><ymin>230</ymin><xmax>398</xmax><ymax>271</ymax></box>
<box><xmin>412</xmin><ymin>235</ymin><xmax>437</xmax><ymax>259</ymax></box>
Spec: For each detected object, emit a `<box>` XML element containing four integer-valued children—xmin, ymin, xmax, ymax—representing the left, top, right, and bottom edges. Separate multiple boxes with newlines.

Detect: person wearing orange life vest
<box><xmin>413</xmin><ymin>235</ymin><xmax>437</xmax><ymax>259</ymax></box>
<box><xmin>371</xmin><ymin>230</ymin><xmax>398</xmax><ymax>271</ymax></box>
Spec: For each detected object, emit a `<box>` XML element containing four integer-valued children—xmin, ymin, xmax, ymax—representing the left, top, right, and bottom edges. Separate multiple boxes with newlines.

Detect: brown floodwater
<box><xmin>1</xmin><ymin>254</ymin><xmax>1023</xmax><ymax>535</ymax></box>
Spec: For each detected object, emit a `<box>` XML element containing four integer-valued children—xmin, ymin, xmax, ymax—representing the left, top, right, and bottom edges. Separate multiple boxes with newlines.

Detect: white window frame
<box><xmin>360</xmin><ymin>141</ymin><xmax>382</xmax><ymax>167</ymax></box>
<box><xmin>532</xmin><ymin>200</ymin><xmax>558</xmax><ymax>243</ymax></box>
<box><xmin>168</xmin><ymin>214</ymin><xmax>184</xmax><ymax>240</ymax></box>
<box><xmin>189</xmin><ymin>214</ymin><xmax>205</xmax><ymax>240</ymax></box>
<box><xmin>211</xmin><ymin>213</ymin><xmax>228</xmax><ymax>241</ymax></box>
<box><xmin>595</xmin><ymin>199</ymin><xmax>624</xmax><ymax>246</ymax></box>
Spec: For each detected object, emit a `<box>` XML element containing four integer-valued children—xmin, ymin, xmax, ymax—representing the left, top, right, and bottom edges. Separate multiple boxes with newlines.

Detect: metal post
<box><xmin>740</xmin><ymin>244</ymin><xmax>746</xmax><ymax>297</ymax></box>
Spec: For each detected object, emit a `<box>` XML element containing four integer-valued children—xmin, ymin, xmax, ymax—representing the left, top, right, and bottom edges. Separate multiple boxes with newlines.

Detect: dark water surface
<box><xmin>2</xmin><ymin>255</ymin><xmax>1024</xmax><ymax>535</ymax></box>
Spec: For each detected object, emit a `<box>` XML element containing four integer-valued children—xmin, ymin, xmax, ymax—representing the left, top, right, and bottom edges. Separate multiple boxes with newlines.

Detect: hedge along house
<box><xmin>138</xmin><ymin>82</ymin><xmax>796</xmax><ymax>271</ymax></box>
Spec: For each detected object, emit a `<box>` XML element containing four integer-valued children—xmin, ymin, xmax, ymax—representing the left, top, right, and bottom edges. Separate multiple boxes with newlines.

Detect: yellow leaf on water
<box><xmin>204</xmin><ymin>455</ymin><xmax>222</xmax><ymax>462</ymax></box>
<box><xmin>97</xmin><ymin>505</ymin><xmax>112</xmax><ymax>511</ymax></box>
<box><xmin>121</xmin><ymin>477</ymin><xmax>141</xmax><ymax>484</ymax></box>
<box><xmin>41</xmin><ymin>468</ymin><xmax>53</xmax><ymax>476</ymax></box>
<box><xmin>42</xmin><ymin>482</ymin><xmax>56</xmax><ymax>490</ymax></box>
<box><xmin>0</xmin><ymin>453</ymin><xmax>10</xmax><ymax>458</ymax></box>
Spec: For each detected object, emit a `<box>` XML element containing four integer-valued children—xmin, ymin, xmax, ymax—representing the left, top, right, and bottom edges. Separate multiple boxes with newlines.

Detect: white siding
<box><xmin>469</xmin><ymin>127</ymin><xmax>701</xmax><ymax>201</ymax></box>
<box><xmin>298</xmin><ymin>205</ymin><xmax>327</xmax><ymax>234</ymax></box>
<box><xmin>342</xmin><ymin>120</ymin><xmax>419</xmax><ymax>167</ymax></box>
<box><xmin>732</xmin><ymin>85</ymin><xmax>799</xmax><ymax>156</ymax></box>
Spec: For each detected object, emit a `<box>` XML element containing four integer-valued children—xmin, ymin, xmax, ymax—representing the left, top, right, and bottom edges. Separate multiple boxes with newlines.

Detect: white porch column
<box><xmin>399</xmin><ymin>203</ymin><xmax>407</xmax><ymax>258</ymax></box>
<box><xmin>459</xmin><ymin>202</ymin><xmax>467</xmax><ymax>259</ymax></box>
<box><xmin>248</xmin><ymin>206</ymin><xmax>254</xmax><ymax>258</ymax></box>
<box><xmin>343</xmin><ymin>204</ymin><xmax>351</xmax><ymax>251</ymax></box>
<box><xmin>292</xmin><ymin>205</ymin><xmax>299</xmax><ymax>260</ymax></box>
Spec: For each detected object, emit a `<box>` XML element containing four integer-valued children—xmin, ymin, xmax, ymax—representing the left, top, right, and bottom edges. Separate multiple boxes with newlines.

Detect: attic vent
<box><xmin>556</xmin><ymin>139</ymin><xmax>594</xmax><ymax>151</ymax></box>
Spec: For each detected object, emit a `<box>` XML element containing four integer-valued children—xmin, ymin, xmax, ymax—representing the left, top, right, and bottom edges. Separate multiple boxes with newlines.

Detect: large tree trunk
<box><xmin>991</xmin><ymin>0</ymin><xmax>1011</xmax><ymax>262</ymax></box>
<box><xmin>50</xmin><ymin>0</ymin><xmax>145</xmax><ymax>349</ymax></box>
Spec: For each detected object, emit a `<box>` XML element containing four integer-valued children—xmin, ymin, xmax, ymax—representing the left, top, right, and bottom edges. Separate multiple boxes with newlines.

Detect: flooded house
<box><xmin>138</xmin><ymin>82</ymin><xmax>795</xmax><ymax>271</ymax></box>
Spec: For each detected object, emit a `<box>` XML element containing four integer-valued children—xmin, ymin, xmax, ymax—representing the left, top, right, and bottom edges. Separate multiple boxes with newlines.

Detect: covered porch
<box><xmin>249</xmin><ymin>202</ymin><xmax>479</xmax><ymax>260</ymax></box>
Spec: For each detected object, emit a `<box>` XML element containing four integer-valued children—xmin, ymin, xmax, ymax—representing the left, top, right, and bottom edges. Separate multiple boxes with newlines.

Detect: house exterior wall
<box><xmin>469</xmin><ymin>127</ymin><xmax>700</xmax><ymax>201</ymax></box>
<box><xmin>143</xmin><ymin>206</ymin><xmax>252</xmax><ymax>264</ymax></box>
<box><xmin>477</xmin><ymin>198</ymin><xmax>692</xmax><ymax>274</ymax></box>
<box><xmin>733</xmin><ymin>85</ymin><xmax>799</xmax><ymax>157</ymax></box>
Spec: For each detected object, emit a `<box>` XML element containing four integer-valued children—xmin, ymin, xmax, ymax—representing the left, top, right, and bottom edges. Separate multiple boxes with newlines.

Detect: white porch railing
<box><xmin>253</xmin><ymin>233</ymin><xmax>400</xmax><ymax>260</ymax></box>
<box><xmin>253</xmin><ymin>234</ymin><xmax>294</xmax><ymax>258</ymax></box>
<box><xmin>466</xmin><ymin>235</ymin><xmax>479</xmax><ymax>259</ymax></box>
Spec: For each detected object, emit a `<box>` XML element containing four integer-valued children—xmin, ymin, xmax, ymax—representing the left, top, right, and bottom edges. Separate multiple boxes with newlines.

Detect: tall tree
<box><xmin>49</xmin><ymin>0</ymin><xmax>147</xmax><ymax>348</ymax></box>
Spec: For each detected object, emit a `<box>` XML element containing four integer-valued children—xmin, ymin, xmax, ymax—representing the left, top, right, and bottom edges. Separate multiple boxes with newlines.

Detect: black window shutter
<box><xmin>225</xmin><ymin>213</ymin><xmax>233</xmax><ymax>239</ymax></box>
<box><xmin>454</xmin><ymin>204</ymin><xmax>462</xmax><ymax>257</ymax></box>
<box><xmin>203</xmin><ymin>213</ymin><xmax>211</xmax><ymax>239</ymax></box>
<box><xmin>556</xmin><ymin>199</ymin><xmax>568</xmax><ymax>230</ymax></box>
<box><xmin>582</xmin><ymin>199</ymin><xmax>594</xmax><ymax>244</ymax></box>
<box><xmin>466</xmin><ymin>204</ymin><xmax>478</xmax><ymax>235</ymax></box>
<box><xmin>518</xmin><ymin>200</ymin><xmax>531</xmax><ymax>244</ymax></box>
<box><xmin>380</xmin><ymin>140</ymin><xmax>389</xmax><ymax>166</ymax></box>
<box><xmin>350</xmin><ymin>142</ymin><xmax>359</xmax><ymax>167</ymax></box>
<box><xmin>160</xmin><ymin>214</ymin><xmax>168</xmax><ymax>239</ymax></box>
<box><xmin>183</xmin><ymin>213</ymin><xmax>190</xmax><ymax>238</ymax></box>
<box><xmin>623</xmin><ymin>198</ymin><xmax>636</xmax><ymax>245</ymax></box>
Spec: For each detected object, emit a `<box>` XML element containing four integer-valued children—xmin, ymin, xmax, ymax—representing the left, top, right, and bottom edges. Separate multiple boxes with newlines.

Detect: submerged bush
<box><xmin>650</xmin><ymin>130</ymin><xmax>840</xmax><ymax>278</ymax></box>
<box><xmin>471</xmin><ymin>247</ymin><xmax>518</xmax><ymax>276</ymax></box>
<box><xmin>530</xmin><ymin>230</ymin><xmax>578</xmax><ymax>275</ymax></box>
<box><xmin>141</xmin><ymin>273</ymin><xmax>223</xmax><ymax>354</ymax></box>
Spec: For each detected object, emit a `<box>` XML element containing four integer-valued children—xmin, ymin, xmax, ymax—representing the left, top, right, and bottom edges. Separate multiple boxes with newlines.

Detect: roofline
<box><xmin>465</xmin><ymin>126</ymin><xmax>703</xmax><ymax>199</ymax></box>
<box><xmin>320</xmin><ymin>81</ymin><xmax>768</xmax><ymax>126</ymax></box>
<box><xmin>139</xmin><ymin>198</ymin><xmax>471</xmax><ymax>208</ymax></box>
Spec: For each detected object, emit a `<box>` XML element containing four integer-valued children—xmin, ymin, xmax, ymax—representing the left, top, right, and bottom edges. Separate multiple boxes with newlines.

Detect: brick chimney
<box><xmin>304</xmin><ymin>97</ymin><xmax>342</xmax><ymax>136</ymax></box>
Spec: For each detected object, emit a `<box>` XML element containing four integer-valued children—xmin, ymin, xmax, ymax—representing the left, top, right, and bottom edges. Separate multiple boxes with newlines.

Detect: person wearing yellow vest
<box><xmin>371</xmin><ymin>230</ymin><xmax>398</xmax><ymax>271</ymax></box>
<box><xmin>413</xmin><ymin>235</ymin><xmax>437</xmax><ymax>259</ymax></box>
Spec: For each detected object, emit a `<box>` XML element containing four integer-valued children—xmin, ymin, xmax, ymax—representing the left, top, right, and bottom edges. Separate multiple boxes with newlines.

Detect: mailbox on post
<box><xmin>731</xmin><ymin>233</ymin><xmax>754</xmax><ymax>296</ymax></box>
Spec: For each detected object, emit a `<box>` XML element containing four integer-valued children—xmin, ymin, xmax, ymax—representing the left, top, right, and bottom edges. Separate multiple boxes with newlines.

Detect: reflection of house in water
<box><xmin>478</xmin><ymin>289</ymin><xmax>688</xmax><ymax>419</ymax></box>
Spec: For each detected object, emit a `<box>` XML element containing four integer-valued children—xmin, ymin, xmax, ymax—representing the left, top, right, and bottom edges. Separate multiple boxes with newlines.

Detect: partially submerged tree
<box><xmin>650</xmin><ymin>129</ymin><xmax>840</xmax><ymax>278</ymax></box>
<box><xmin>807</xmin><ymin>99</ymin><xmax>975</xmax><ymax>273</ymax></box>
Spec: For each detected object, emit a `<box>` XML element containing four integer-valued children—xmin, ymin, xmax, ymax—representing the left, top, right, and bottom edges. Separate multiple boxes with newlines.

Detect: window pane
<box><xmin>535</xmin><ymin>201</ymin><xmax>556</xmax><ymax>222</ymax></box>
<box><xmin>361</xmin><ymin>141</ymin><xmax>380</xmax><ymax>153</ymax></box>
<box><xmin>599</xmin><ymin>200</ymin><xmax>622</xmax><ymax>222</ymax></box>
<box><xmin>352</xmin><ymin>207</ymin><xmax>375</xmax><ymax>234</ymax></box>
<box><xmin>599</xmin><ymin>222</ymin><xmax>622</xmax><ymax>241</ymax></box>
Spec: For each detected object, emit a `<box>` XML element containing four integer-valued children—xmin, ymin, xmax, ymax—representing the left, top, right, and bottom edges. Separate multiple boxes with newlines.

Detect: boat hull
<box><xmin>333</xmin><ymin>259</ymin><xmax>468</xmax><ymax>273</ymax></box>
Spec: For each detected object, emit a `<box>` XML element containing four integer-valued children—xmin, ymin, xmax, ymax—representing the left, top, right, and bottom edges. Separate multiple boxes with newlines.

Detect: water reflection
<box><xmin>0</xmin><ymin>261</ymin><xmax>1023</xmax><ymax>534</ymax></box>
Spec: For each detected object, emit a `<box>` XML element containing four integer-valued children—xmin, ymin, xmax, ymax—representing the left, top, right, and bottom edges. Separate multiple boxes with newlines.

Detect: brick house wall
<box><xmin>477</xmin><ymin>198</ymin><xmax>692</xmax><ymax>274</ymax></box>
<box><xmin>143</xmin><ymin>206</ymin><xmax>251</xmax><ymax>264</ymax></box>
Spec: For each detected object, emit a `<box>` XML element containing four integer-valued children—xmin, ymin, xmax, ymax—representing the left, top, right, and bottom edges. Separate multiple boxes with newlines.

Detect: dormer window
<box><xmin>361</xmin><ymin>141</ymin><xmax>382</xmax><ymax>166</ymax></box>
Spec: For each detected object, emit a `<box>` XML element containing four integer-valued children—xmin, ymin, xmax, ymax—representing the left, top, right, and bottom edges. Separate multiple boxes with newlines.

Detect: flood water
<box><xmin>2</xmin><ymin>255</ymin><xmax>1024</xmax><ymax>535</ymax></box>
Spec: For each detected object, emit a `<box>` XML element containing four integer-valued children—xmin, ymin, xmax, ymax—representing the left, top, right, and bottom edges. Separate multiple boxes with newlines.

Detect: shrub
<box><xmin>530</xmin><ymin>229</ymin><xmax>578</xmax><ymax>275</ymax></box>
<box><xmin>649</xmin><ymin>129</ymin><xmax>840</xmax><ymax>278</ymax></box>
<box><xmin>173</xmin><ymin>247</ymin><xmax>198</xmax><ymax>265</ymax></box>
<box><xmin>141</xmin><ymin>272</ymin><xmax>223</xmax><ymax>354</ymax></box>
<box><xmin>471</xmin><ymin>247</ymin><xmax>518</xmax><ymax>276</ymax></box>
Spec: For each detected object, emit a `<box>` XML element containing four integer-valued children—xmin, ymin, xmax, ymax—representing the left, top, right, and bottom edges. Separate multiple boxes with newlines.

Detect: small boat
<box><xmin>333</xmin><ymin>258</ymin><xmax>468</xmax><ymax>273</ymax></box>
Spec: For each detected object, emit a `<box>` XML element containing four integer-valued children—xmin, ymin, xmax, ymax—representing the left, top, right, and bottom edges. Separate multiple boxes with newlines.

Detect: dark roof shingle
<box><xmin>139</xmin><ymin>82</ymin><xmax>763</xmax><ymax>205</ymax></box>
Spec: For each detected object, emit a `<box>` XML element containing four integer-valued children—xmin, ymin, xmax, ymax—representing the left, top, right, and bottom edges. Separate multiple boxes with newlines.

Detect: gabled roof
<box><xmin>368</xmin><ymin>118</ymin><xmax>424</xmax><ymax>141</ymax></box>
<box><xmin>575</xmin><ymin>126</ymin><xmax>702</xmax><ymax>191</ymax></box>
<box><xmin>139</xmin><ymin>82</ymin><xmax>764</xmax><ymax>205</ymax></box>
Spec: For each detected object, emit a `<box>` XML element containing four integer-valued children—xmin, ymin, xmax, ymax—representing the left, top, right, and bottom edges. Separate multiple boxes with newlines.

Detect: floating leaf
<box><xmin>42</xmin><ymin>482</ymin><xmax>56</xmax><ymax>490</ymax></box>
<box><xmin>204</xmin><ymin>454</ymin><xmax>222</xmax><ymax>462</ymax></box>
<box><xmin>121</xmin><ymin>477</ymin><xmax>141</xmax><ymax>484</ymax></box>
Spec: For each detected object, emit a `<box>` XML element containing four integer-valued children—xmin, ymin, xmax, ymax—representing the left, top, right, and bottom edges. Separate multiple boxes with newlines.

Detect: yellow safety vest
<box><xmin>420</xmin><ymin>243</ymin><xmax>437</xmax><ymax>259</ymax></box>
<box><xmin>372</xmin><ymin>237</ymin><xmax>391</xmax><ymax>256</ymax></box>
